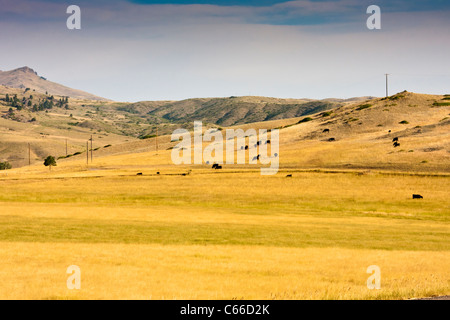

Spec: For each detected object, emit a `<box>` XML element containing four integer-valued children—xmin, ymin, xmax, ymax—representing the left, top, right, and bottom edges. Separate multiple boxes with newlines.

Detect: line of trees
<box><xmin>4</xmin><ymin>93</ymin><xmax>69</xmax><ymax>113</ymax></box>
<box><xmin>0</xmin><ymin>157</ymin><xmax>58</xmax><ymax>170</ymax></box>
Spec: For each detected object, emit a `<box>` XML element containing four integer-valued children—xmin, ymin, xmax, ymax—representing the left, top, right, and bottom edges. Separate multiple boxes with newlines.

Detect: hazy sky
<box><xmin>1</xmin><ymin>0</ymin><xmax>449</xmax><ymax>102</ymax></box>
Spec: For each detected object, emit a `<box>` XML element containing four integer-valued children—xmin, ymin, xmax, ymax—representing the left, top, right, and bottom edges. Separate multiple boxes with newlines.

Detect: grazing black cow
<box><xmin>393</xmin><ymin>142</ymin><xmax>400</xmax><ymax>147</ymax></box>
<box><xmin>156</xmin><ymin>172</ymin><xmax>160</xmax><ymax>175</ymax></box>
<box><xmin>137</xmin><ymin>173</ymin><xmax>143</xmax><ymax>176</ymax></box>
<box><xmin>266</xmin><ymin>140</ymin><xmax>271</xmax><ymax>144</ymax></box>
<box><xmin>388</xmin><ymin>130</ymin><xmax>391</xmax><ymax>133</ymax></box>
<box><xmin>328</xmin><ymin>138</ymin><xmax>335</xmax><ymax>142</ymax></box>
<box><xmin>212</xmin><ymin>164</ymin><xmax>219</xmax><ymax>169</ymax></box>
<box><xmin>286</xmin><ymin>174</ymin><xmax>292</xmax><ymax>178</ymax></box>
<box><xmin>393</xmin><ymin>137</ymin><xmax>399</xmax><ymax>142</ymax></box>
<box><xmin>245</xmin><ymin>145</ymin><xmax>249</xmax><ymax>150</ymax></box>
<box><xmin>323</xmin><ymin>129</ymin><xmax>330</xmax><ymax>133</ymax></box>
<box><xmin>256</xmin><ymin>154</ymin><xmax>260</xmax><ymax>160</ymax></box>
<box><xmin>215</xmin><ymin>165</ymin><xmax>222</xmax><ymax>170</ymax></box>
<box><xmin>412</xmin><ymin>194</ymin><xmax>423</xmax><ymax>199</ymax></box>
<box><xmin>257</xmin><ymin>141</ymin><xmax>260</xmax><ymax>146</ymax></box>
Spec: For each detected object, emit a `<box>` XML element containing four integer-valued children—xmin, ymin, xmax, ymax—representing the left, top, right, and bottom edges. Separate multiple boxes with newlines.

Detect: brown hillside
<box><xmin>0</xmin><ymin>67</ymin><xmax>108</xmax><ymax>101</ymax></box>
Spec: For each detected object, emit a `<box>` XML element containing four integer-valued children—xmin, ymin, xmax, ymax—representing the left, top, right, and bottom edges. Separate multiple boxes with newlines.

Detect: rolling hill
<box><xmin>56</xmin><ymin>90</ymin><xmax>449</xmax><ymax>173</ymax></box>
<box><xmin>121</xmin><ymin>95</ymin><xmax>375</xmax><ymax>127</ymax></box>
<box><xmin>0</xmin><ymin>68</ymin><xmax>448</xmax><ymax>172</ymax></box>
<box><xmin>0</xmin><ymin>67</ymin><xmax>108</xmax><ymax>101</ymax></box>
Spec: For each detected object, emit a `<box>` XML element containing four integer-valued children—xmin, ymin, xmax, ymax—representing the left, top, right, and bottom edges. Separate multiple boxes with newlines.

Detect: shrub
<box><xmin>139</xmin><ymin>134</ymin><xmax>157</xmax><ymax>140</ymax></box>
<box><xmin>0</xmin><ymin>162</ymin><xmax>12</xmax><ymax>170</ymax></box>
<box><xmin>297</xmin><ymin>117</ymin><xmax>313</xmax><ymax>124</ymax></box>
<box><xmin>356</xmin><ymin>104</ymin><xmax>372</xmax><ymax>110</ymax></box>
<box><xmin>321</xmin><ymin>111</ymin><xmax>333</xmax><ymax>117</ymax></box>
<box><xmin>389</xmin><ymin>94</ymin><xmax>405</xmax><ymax>101</ymax></box>
<box><xmin>433</xmin><ymin>102</ymin><xmax>450</xmax><ymax>106</ymax></box>
<box><xmin>399</xmin><ymin>120</ymin><xmax>409</xmax><ymax>124</ymax></box>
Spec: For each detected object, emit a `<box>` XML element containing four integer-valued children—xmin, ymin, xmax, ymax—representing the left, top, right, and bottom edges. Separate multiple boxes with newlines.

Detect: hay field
<box><xmin>0</xmin><ymin>91</ymin><xmax>448</xmax><ymax>300</ymax></box>
<box><xmin>0</xmin><ymin>150</ymin><xmax>448</xmax><ymax>299</ymax></box>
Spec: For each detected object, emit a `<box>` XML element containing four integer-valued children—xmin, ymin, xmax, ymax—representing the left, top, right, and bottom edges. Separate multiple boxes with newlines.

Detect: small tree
<box><xmin>44</xmin><ymin>156</ymin><xmax>57</xmax><ymax>170</ymax></box>
<box><xmin>0</xmin><ymin>162</ymin><xmax>12</xmax><ymax>170</ymax></box>
<box><xmin>5</xmin><ymin>94</ymin><xmax>9</xmax><ymax>102</ymax></box>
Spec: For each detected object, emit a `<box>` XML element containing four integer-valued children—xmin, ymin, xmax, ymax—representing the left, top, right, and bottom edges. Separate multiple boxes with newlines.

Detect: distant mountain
<box><xmin>0</xmin><ymin>66</ymin><xmax>108</xmax><ymax>101</ymax></box>
<box><xmin>122</xmin><ymin>96</ymin><xmax>352</xmax><ymax>127</ymax></box>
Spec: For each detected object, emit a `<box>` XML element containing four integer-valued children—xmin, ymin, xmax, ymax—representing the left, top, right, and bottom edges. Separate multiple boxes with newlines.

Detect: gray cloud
<box><xmin>0</xmin><ymin>0</ymin><xmax>449</xmax><ymax>101</ymax></box>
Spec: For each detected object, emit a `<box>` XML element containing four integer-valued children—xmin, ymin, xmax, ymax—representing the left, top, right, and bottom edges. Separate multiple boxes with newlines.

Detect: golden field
<box><xmin>0</xmin><ymin>91</ymin><xmax>449</xmax><ymax>300</ymax></box>
<box><xmin>0</xmin><ymin>152</ymin><xmax>449</xmax><ymax>299</ymax></box>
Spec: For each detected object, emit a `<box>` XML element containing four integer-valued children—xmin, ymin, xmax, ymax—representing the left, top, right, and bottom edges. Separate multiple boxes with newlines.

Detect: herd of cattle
<box><xmin>134</xmin><ymin>127</ymin><xmax>423</xmax><ymax>199</ymax></box>
<box><xmin>393</xmin><ymin>136</ymin><xmax>400</xmax><ymax>148</ymax></box>
<box><xmin>208</xmin><ymin>139</ymin><xmax>276</xmax><ymax>170</ymax></box>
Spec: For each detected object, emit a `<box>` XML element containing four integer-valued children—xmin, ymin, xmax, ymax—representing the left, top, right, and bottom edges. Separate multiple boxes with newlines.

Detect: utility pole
<box><xmin>90</xmin><ymin>135</ymin><xmax>93</xmax><ymax>163</ymax></box>
<box><xmin>86</xmin><ymin>141</ymin><xmax>89</xmax><ymax>165</ymax></box>
<box><xmin>156</xmin><ymin>126</ymin><xmax>158</xmax><ymax>153</ymax></box>
<box><xmin>28</xmin><ymin>143</ymin><xmax>31</xmax><ymax>166</ymax></box>
<box><xmin>385</xmin><ymin>73</ymin><xmax>389</xmax><ymax>97</ymax></box>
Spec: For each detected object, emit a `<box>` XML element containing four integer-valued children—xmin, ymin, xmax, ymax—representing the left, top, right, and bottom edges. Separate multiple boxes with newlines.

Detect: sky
<box><xmin>0</xmin><ymin>0</ymin><xmax>449</xmax><ymax>102</ymax></box>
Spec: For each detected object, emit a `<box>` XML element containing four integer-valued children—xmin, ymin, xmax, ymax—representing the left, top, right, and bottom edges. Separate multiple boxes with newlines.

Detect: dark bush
<box><xmin>356</xmin><ymin>104</ymin><xmax>372</xmax><ymax>110</ymax></box>
<box><xmin>297</xmin><ymin>117</ymin><xmax>313</xmax><ymax>124</ymax></box>
<box><xmin>0</xmin><ymin>162</ymin><xmax>12</xmax><ymax>170</ymax></box>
